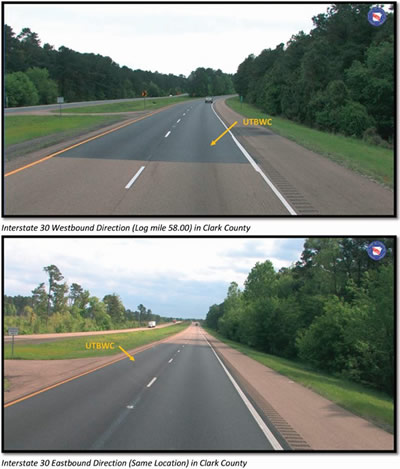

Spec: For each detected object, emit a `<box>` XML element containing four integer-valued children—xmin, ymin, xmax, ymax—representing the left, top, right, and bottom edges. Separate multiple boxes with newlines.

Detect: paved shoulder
<box><xmin>204</xmin><ymin>330</ymin><xmax>394</xmax><ymax>450</ymax></box>
<box><xmin>214</xmin><ymin>99</ymin><xmax>394</xmax><ymax>215</ymax></box>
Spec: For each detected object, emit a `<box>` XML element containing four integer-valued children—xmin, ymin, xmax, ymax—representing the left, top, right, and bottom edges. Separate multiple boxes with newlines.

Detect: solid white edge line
<box><xmin>125</xmin><ymin>166</ymin><xmax>145</xmax><ymax>189</ymax></box>
<box><xmin>202</xmin><ymin>333</ymin><xmax>283</xmax><ymax>451</ymax></box>
<box><xmin>211</xmin><ymin>102</ymin><xmax>296</xmax><ymax>216</ymax></box>
<box><xmin>165</xmin><ymin>130</ymin><xmax>171</xmax><ymax>138</ymax></box>
<box><xmin>146</xmin><ymin>377</ymin><xmax>157</xmax><ymax>388</ymax></box>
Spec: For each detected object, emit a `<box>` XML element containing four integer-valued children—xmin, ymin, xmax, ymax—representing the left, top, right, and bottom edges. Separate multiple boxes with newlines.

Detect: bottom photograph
<box><xmin>2</xmin><ymin>237</ymin><xmax>395</xmax><ymax>452</ymax></box>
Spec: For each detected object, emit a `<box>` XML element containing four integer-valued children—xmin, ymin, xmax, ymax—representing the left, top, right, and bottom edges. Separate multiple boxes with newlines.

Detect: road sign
<box><xmin>57</xmin><ymin>97</ymin><xmax>64</xmax><ymax>104</ymax></box>
<box><xmin>141</xmin><ymin>90</ymin><xmax>148</xmax><ymax>97</ymax></box>
<box><xmin>8</xmin><ymin>328</ymin><xmax>18</xmax><ymax>358</ymax></box>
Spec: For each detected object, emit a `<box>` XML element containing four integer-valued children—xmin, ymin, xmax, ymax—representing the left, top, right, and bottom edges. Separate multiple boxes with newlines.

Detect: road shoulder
<box><xmin>214</xmin><ymin>98</ymin><xmax>394</xmax><ymax>215</ymax></box>
<box><xmin>203</xmin><ymin>329</ymin><xmax>394</xmax><ymax>450</ymax></box>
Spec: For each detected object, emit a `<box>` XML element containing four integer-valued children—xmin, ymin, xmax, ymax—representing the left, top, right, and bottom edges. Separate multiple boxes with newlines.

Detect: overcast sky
<box><xmin>4</xmin><ymin>238</ymin><xmax>305</xmax><ymax>319</ymax></box>
<box><xmin>4</xmin><ymin>3</ymin><xmax>329</xmax><ymax>76</ymax></box>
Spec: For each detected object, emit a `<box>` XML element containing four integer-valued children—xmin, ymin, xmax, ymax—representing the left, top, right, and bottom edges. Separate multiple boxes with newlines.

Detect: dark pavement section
<box><xmin>4</xmin><ymin>98</ymin><xmax>288</xmax><ymax>215</ymax></box>
<box><xmin>4</xmin><ymin>331</ymin><xmax>274</xmax><ymax>451</ymax></box>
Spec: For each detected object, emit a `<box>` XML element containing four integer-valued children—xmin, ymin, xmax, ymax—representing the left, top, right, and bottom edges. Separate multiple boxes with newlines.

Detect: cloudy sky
<box><xmin>4</xmin><ymin>3</ymin><xmax>329</xmax><ymax>76</ymax></box>
<box><xmin>4</xmin><ymin>238</ymin><xmax>305</xmax><ymax>318</ymax></box>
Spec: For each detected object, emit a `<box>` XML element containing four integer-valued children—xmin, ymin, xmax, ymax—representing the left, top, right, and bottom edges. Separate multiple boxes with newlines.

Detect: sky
<box><xmin>4</xmin><ymin>238</ymin><xmax>305</xmax><ymax>319</ymax></box>
<box><xmin>4</xmin><ymin>3</ymin><xmax>330</xmax><ymax>76</ymax></box>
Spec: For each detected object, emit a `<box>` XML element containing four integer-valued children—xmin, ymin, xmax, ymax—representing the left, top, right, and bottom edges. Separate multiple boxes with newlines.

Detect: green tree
<box><xmin>103</xmin><ymin>294</ymin><xmax>126</xmax><ymax>324</ymax></box>
<box><xmin>26</xmin><ymin>67</ymin><xmax>58</xmax><ymax>104</ymax></box>
<box><xmin>43</xmin><ymin>265</ymin><xmax>64</xmax><ymax>322</ymax></box>
<box><xmin>5</xmin><ymin>71</ymin><xmax>39</xmax><ymax>107</ymax></box>
<box><xmin>31</xmin><ymin>282</ymin><xmax>48</xmax><ymax>322</ymax></box>
<box><xmin>87</xmin><ymin>297</ymin><xmax>112</xmax><ymax>330</ymax></box>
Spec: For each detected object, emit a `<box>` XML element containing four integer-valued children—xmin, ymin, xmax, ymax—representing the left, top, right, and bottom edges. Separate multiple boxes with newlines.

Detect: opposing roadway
<box><xmin>4</xmin><ymin>97</ymin><xmax>393</xmax><ymax>215</ymax></box>
<box><xmin>4</xmin><ymin>94</ymin><xmax>188</xmax><ymax>114</ymax></box>
<box><xmin>4</xmin><ymin>325</ymin><xmax>284</xmax><ymax>451</ymax></box>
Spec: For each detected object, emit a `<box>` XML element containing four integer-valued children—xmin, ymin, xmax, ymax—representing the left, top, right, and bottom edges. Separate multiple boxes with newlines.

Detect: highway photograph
<box><xmin>3</xmin><ymin>237</ymin><xmax>395</xmax><ymax>451</ymax></box>
<box><xmin>3</xmin><ymin>3</ymin><xmax>395</xmax><ymax>216</ymax></box>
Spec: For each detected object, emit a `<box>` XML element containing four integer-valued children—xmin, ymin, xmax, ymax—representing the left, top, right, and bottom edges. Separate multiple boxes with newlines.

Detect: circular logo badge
<box><xmin>367</xmin><ymin>241</ymin><xmax>387</xmax><ymax>261</ymax></box>
<box><xmin>368</xmin><ymin>7</ymin><xmax>387</xmax><ymax>26</ymax></box>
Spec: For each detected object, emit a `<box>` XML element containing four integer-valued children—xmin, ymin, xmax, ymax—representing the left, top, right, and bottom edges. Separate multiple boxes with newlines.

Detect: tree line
<box><xmin>187</xmin><ymin>67</ymin><xmax>235</xmax><ymax>97</ymax></box>
<box><xmin>205</xmin><ymin>238</ymin><xmax>394</xmax><ymax>395</ymax></box>
<box><xmin>234</xmin><ymin>4</ymin><xmax>394</xmax><ymax>144</ymax></box>
<box><xmin>5</xmin><ymin>26</ymin><xmax>234</xmax><ymax>106</ymax></box>
<box><xmin>4</xmin><ymin>264</ymin><xmax>178</xmax><ymax>334</ymax></box>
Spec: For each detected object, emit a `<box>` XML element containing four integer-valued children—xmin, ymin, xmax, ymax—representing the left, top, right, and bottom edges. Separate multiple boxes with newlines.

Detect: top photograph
<box><xmin>2</xmin><ymin>2</ymin><xmax>396</xmax><ymax>217</ymax></box>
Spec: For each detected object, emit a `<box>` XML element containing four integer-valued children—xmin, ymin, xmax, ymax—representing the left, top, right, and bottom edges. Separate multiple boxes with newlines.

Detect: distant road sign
<box><xmin>57</xmin><ymin>97</ymin><xmax>64</xmax><ymax>104</ymax></box>
<box><xmin>141</xmin><ymin>90</ymin><xmax>148</xmax><ymax>97</ymax></box>
<box><xmin>8</xmin><ymin>327</ymin><xmax>19</xmax><ymax>336</ymax></box>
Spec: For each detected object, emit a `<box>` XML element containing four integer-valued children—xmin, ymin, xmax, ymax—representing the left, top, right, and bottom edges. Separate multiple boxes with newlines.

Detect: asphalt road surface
<box><xmin>4</xmin><ymin>94</ymin><xmax>188</xmax><ymax>114</ymax></box>
<box><xmin>4</xmin><ymin>326</ymin><xmax>283</xmax><ymax>451</ymax></box>
<box><xmin>3</xmin><ymin>322</ymin><xmax>179</xmax><ymax>344</ymax></box>
<box><xmin>5</xmin><ymin>97</ymin><xmax>393</xmax><ymax>215</ymax></box>
<box><xmin>4</xmin><ymin>98</ymin><xmax>298</xmax><ymax>215</ymax></box>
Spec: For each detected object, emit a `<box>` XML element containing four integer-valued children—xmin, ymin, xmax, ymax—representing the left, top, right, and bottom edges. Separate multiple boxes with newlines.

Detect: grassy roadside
<box><xmin>4</xmin><ymin>378</ymin><xmax>10</xmax><ymax>392</ymax></box>
<box><xmin>204</xmin><ymin>327</ymin><xmax>394</xmax><ymax>432</ymax></box>
<box><xmin>4</xmin><ymin>323</ymin><xmax>189</xmax><ymax>360</ymax></box>
<box><xmin>226</xmin><ymin>96</ymin><xmax>393</xmax><ymax>188</ymax></box>
<box><xmin>5</xmin><ymin>114</ymin><xmax>126</xmax><ymax>147</ymax></box>
<box><xmin>58</xmin><ymin>96</ymin><xmax>196</xmax><ymax>114</ymax></box>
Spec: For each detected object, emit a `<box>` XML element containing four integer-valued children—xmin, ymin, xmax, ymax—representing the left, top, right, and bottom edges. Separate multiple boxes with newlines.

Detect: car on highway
<box><xmin>205</xmin><ymin>96</ymin><xmax>213</xmax><ymax>103</ymax></box>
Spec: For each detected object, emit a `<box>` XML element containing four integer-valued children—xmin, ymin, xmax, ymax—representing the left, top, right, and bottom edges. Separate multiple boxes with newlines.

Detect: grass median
<box><xmin>226</xmin><ymin>96</ymin><xmax>393</xmax><ymax>188</ymax></box>
<box><xmin>4</xmin><ymin>323</ymin><xmax>189</xmax><ymax>360</ymax></box>
<box><xmin>58</xmin><ymin>96</ymin><xmax>196</xmax><ymax>114</ymax></box>
<box><xmin>4</xmin><ymin>378</ymin><xmax>10</xmax><ymax>392</ymax></box>
<box><xmin>205</xmin><ymin>328</ymin><xmax>394</xmax><ymax>432</ymax></box>
<box><xmin>5</xmin><ymin>114</ymin><xmax>126</xmax><ymax>147</ymax></box>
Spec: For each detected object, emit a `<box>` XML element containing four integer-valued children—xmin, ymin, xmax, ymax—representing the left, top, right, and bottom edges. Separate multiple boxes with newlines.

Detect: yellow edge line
<box><xmin>4</xmin><ymin>326</ymin><xmax>188</xmax><ymax>408</ymax></box>
<box><xmin>4</xmin><ymin>355</ymin><xmax>126</xmax><ymax>408</ymax></box>
<box><xmin>4</xmin><ymin>106</ymin><xmax>170</xmax><ymax>177</ymax></box>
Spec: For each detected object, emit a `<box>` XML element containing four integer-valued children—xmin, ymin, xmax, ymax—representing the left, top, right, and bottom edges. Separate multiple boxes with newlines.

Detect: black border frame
<box><xmin>1</xmin><ymin>235</ymin><xmax>397</xmax><ymax>453</ymax></box>
<box><xmin>2</xmin><ymin>1</ymin><xmax>397</xmax><ymax>218</ymax></box>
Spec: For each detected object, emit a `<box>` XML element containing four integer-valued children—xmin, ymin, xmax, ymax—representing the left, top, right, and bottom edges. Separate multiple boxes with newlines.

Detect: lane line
<box><xmin>202</xmin><ymin>333</ymin><xmax>283</xmax><ymax>450</ymax></box>
<box><xmin>4</xmin><ymin>326</ymin><xmax>190</xmax><ymax>408</ymax></box>
<box><xmin>165</xmin><ymin>130</ymin><xmax>171</xmax><ymax>138</ymax></box>
<box><xmin>5</xmin><ymin>106</ymin><xmax>173</xmax><ymax>178</ymax></box>
<box><xmin>146</xmin><ymin>377</ymin><xmax>157</xmax><ymax>388</ymax></box>
<box><xmin>177</xmin><ymin>119</ymin><xmax>181</xmax><ymax>123</ymax></box>
<box><xmin>168</xmin><ymin>358</ymin><xmax>173</xmax><ymax>363</ymax></box>
<box><xmin>211</xmin><ymin>103</ymin><xmax>296</xmax><ymax>216</ymax></box>
<box><xmin>125</xmin><ymin>166</ymin><xmax>145</xmax><ymax>189</ymax></box>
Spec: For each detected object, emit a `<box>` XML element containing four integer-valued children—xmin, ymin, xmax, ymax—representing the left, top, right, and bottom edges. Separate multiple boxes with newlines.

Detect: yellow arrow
<box><xmin>119</xmin><ymin>345</ymin><xmax>135</xmax><ymax>361</ymax></box>
<box><xmin>210</xmin><ymin>121</ymin><xmax>238</xmax><ymax>146</ymax></box>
